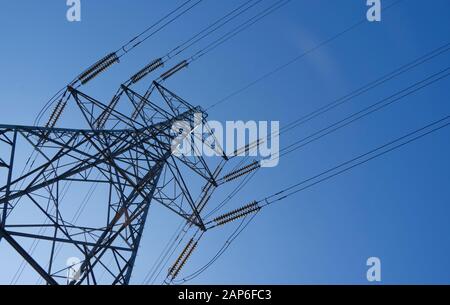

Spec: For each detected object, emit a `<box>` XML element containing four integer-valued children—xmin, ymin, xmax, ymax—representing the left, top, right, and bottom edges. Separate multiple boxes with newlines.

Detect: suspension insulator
<box><xmin>168</xmin><ymin>238</ymin><xmax>194</xmax><ymax>277</ymax></box>
<box><xmin>172</xmin><ymin>241</ymin><xmax>198</xmax><ymax>280</ymax></box>
<box><xmin>130</xmin><ymin>58</ymin><xmax>164</xmax><ymax>84</ymax></box>
<box><xmin>45</xmin><ymin>99</ymin><xmax>68</xmax><ymax>128</ymax></box>
<box><xmin>168</xmin><ymin>238</ymin><xmax>198</xmax><ymax>280</ymax></box>
<box><xmin>160</xmin><ymin>60</ymin><xmax>189</xmax><ymax>81</ymax></box>
<box><xmin>78</xmin><ymin>53</ymin><xmax>119</xmax><ymax>85</ymax></box>
<box><xmin>213</xmin><ymin>201</ymin><xmax>260</xmax><ymax>226</ymax></box>
<box><xmin>222</xmin><ymin>161</ymin><xmax>260</xmax><ymax>183</ymax></box>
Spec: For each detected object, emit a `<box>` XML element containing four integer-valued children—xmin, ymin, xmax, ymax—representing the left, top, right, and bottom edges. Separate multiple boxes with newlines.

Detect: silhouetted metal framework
<box><xmin>0</xmin><ymin>81</ymin><xmax>231</xmax><ymax>285</ymax></box>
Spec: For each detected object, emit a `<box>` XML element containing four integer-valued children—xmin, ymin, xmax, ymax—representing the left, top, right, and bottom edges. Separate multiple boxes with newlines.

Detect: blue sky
<box><xmin>0</xmin><ymin>0</ymin><xmax>450</xmax><ymax>284</ymax></box>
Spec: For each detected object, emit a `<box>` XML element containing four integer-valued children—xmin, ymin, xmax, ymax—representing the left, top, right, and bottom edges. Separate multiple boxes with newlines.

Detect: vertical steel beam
<box><xmin>0</xmin><ymin>130</ymin><xmax>17</xmax><ymax>234</ymax></box>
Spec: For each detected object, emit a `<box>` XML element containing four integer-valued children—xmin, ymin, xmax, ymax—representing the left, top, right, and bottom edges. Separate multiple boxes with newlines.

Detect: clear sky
<box><xmin>0</xmin><ymin>0</ymin><xmax>449</xmax><ymax>284</ymax></box>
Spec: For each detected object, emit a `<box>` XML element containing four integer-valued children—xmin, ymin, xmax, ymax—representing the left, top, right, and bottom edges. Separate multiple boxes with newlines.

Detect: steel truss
<box><xmin>0</xmin><ymin>81</ymin><xmax>231</xmax><ymax>285</ymax></box>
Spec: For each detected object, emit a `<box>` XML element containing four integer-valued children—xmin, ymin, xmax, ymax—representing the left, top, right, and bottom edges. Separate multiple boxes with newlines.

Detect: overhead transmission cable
<box><xmin>258</xmin><ymin>115</ymin><xmax>450</xmax><ymax>207</ymax></box>
<box><xmin>171</xmin><ymin>211</ymin><xmax>258</xmax><ymax>284</ymax></box>
<box><xmin>278</xmin><ymin>43</ymin><xmax>450</xmax><ymax>136</ymax></box>
<box><xmin>221</xmin><ymin>66</ymin><xmax>450</xmax><ymax>215</ymax></box>
<box><xmin>175</xmin><ymin>115</ymin><xmax>450</xmax><ymax>284</ymax></box>
<box><xmin>148</xmin><ymin>61</ymin><xmax>450</xmax><ymax>280</ymax></box>
<box><xmin>127</xmin><ymin>0</ymin><xmax>265</xmax><ymax>86</ymax></box>
<box><xmin>139</xmin><ymin>0</ymin><xmax>292</xmax><ymax>89</ymax></box>
<box><xmin>141</xmin><ymin>44</ymin><xmax>450</xmax><ymax>283</ymax></box>
<box><xmin>191</xmin><ymin>0</ymin><xmax>417</xmax><ymax>219</ymax></box>
<box><xmin>165</xmin><ymin>0</ymin><xmax>264</xmax><ymax>60</ymax></box>
<box><xmin>206</xmin><ymin>0</ymin><xmax>405</xmax><ymax>110</ymax></box>
<box><xmin>131</xmin><ymin>0</ymin><xmax>292</xmax><ymax>132</ymax></box>
<box><xmin>186</xmin><ymin>0</ymin><xmax>292</xmax><ymax>63</ymax></box>
<box><xmin>226</xmin><ymin>43</ymin><xmax>450</xmax><ymax>172</ymax></box>
<box><xmin>224</xmin><ymin>64</ymin><xmax>450</xmax><ymax>210</ymax></box>
<box><xmin>142</xmin><ymin>220</ymin><xmax>187</xmax><ymax>284</ymax></box>
<box><xmin>140</xmin><ymin>0</ymin><xmax>409</xmax><ymax>283</ymax></box>
<box><xmin>273</xmin><ymin>66</ymin><xmax>450</xmax><ymax>159</ymax></box>
<box><xmin>202</xmin><ymin>66</ymin><xmax>450</xmax><ymax>224</ymax></box>
<box><xmin>116</xmin><ymin>0</ymin><xmax>204</xmax><ymax>58</ymax></box>
<box><xmin>173</xmin><ymin>57</ymin><xmax>450</xmax><ymax>283</ymax></box>
<box><xmin>146</xmin><ymin>0</ymin><xmax>444</xmax><ymax>282</ymax></box>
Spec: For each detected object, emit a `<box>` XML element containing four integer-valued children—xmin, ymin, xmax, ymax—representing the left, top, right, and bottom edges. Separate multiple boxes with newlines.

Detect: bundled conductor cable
<box><xmin>213</xmin><ymin>201</ymin><xmax>260</xmax><ymax>226</ymax></box>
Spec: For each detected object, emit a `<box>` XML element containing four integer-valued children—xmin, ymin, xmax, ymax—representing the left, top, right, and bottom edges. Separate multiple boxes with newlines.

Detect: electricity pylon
<box><xmin>0</xmin><ymin>48</ymin><xmax>263</xmax><ymax>285</ymax></box>
<box><xmin>0</xmin><ymin>77</ymin><xmax>233</xmax><ymax>285</ymax></box>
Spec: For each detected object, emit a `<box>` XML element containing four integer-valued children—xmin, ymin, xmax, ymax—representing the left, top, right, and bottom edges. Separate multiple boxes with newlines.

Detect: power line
<box><xmin>276</xmin><ymin>66</ymin><xmax>450</xmax><ymax>158</ymax></box>
<box><xmin>129</xmin><ymin>0</ymin><xmax>265</xmax><ymax>85</ymax></box>
<box><xmin>142</xmin><ymin>221</ymin><xmax>190</xmax><ymax>285</ymax></box>
<box><xmin>211</xmin><ymin>46</ymin><xmax>450</xmax><ymax>217</ymax></box>
<box><xmin>258</xmin><ymin>114</ymin><xmax>450</xmax><ymax>207</ymax></box>
<box><xmin>163</xmin><ymin>63</ymin><xmax>450</xmax><ymax>284</ymax></box>
<box><xmin>146</xmin><ymin>0</ymin><xmax>293</xmax><ymax>84</ymax></box>
<box><xmin>12</xmin><ymin>1</ymin><xmax>442</xmax><ymax>280</ymax></box>
<box><xmin>227</xmin><ymin>43</ymin><xmax>450</xmax><ymax>171</ymax></box>
<box><xmin>188</xmin><ymin>0</ymin><xmax>292</xmax><ymax>62</ymax></box>
<box><xmin>134</xmin><ymin>0</ymin><xmax>268</xmax><ymax>95</ymax></box>
<box><xmin>172</xmin><ymin>212</ymin><xmax>259</xmax><ymax>284</ymax></box>
<box><xmin>116</xmin><ymin>0</ymin><xmax>204</xmax><ymax>58</ymax></box>
<box><xmin>142</xmin><ymin>63</ymin><xmax>450</xmax><ymax>284</ymax></box>
<box><xmin>166</xmin><ymin>0</ymin><xmax>264</xmax><ymax>59</ymax></box>
<box><xmin>206</xmin><ymin>0</ymin><xmax>405</xmax><ymax>110</ymax></box>
<box><xmin>169</xmin><ymin>113</ymin><xmax>450</xmax><ymax>284</ymax></box>
<box><xmin>279</xmin><ymin>43</ymin><xmax>450</xmax><ymax>136</ymax></box>
<box><xmin>219</xmin><ymin>66</ymin><xmax>450</xmax><ymax>223</ymax></box>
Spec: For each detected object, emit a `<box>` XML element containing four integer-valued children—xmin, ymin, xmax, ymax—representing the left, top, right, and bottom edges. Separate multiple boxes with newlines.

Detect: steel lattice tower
<box><xmin>0</xmin><ymin>79</ymin><xmax>235</xmax><ymax>285</ymax></box>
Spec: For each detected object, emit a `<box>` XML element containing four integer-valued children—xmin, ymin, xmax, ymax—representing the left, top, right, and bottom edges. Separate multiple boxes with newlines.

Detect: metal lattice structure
<box><xmin>0</xmin><ymin>76</ymin><xmax>261</xmax><ymax>285</ymax></box>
